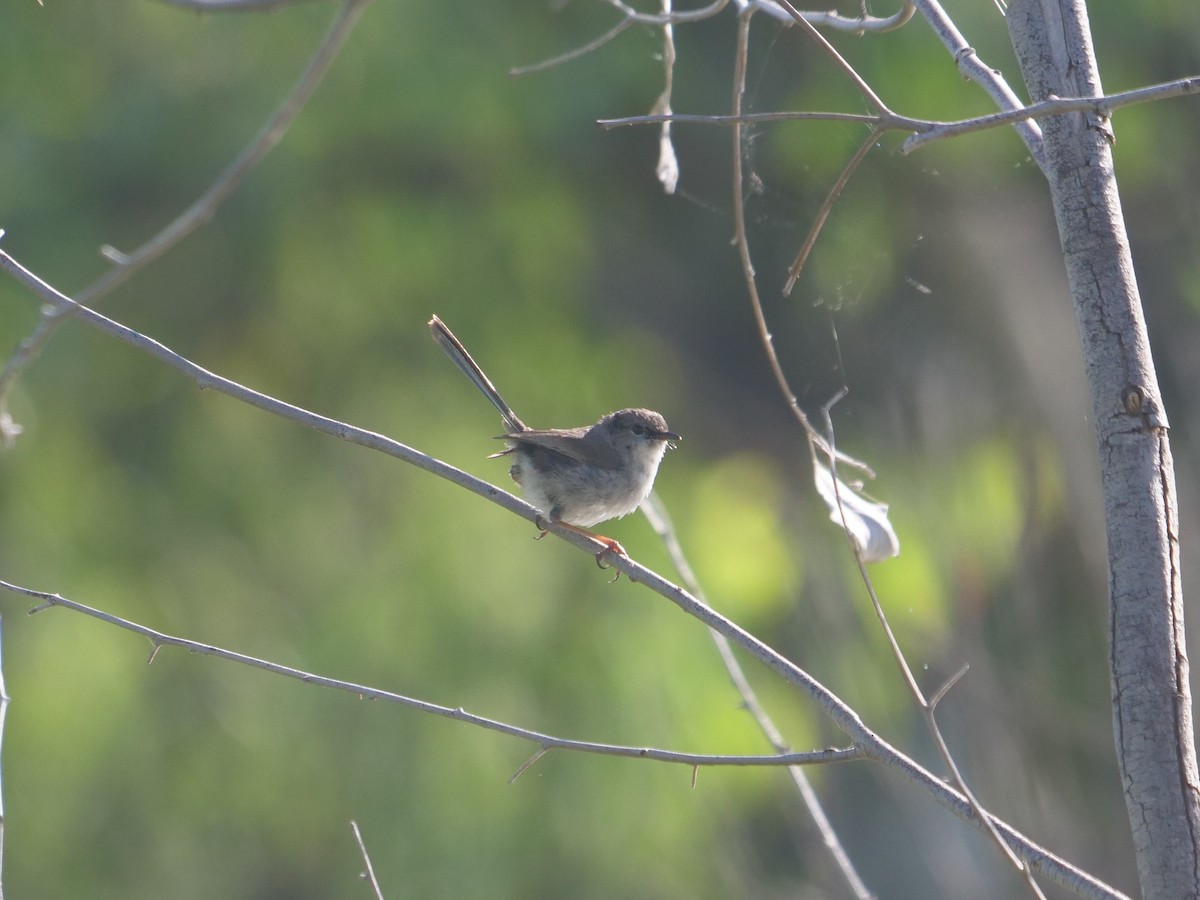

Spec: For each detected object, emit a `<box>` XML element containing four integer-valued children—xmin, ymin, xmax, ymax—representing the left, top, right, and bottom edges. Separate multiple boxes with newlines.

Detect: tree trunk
<box><xmin>1007</xmin><ymin>1</ymin><xmax>1200</xmax><ymax>896</ymax></box>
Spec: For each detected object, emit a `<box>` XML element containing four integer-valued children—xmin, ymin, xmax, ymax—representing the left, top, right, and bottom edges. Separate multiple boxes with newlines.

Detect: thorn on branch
<box><xmin>929</xmin><ymin>663</ymin><xmax>970</xmax><ymax>710</ymax></box>
<box><xmin>100</xmin><ymin>245</ymin><xmax>130</xmax><ymax>265</ymax></box>
<box><xmin>509</xmin><ymin>746</ymin><xmax>550</xmax><ymax>784</ymax></box>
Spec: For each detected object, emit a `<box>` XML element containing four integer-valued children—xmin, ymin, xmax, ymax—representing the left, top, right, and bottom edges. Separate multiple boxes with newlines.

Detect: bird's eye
<box><xmin>631</xmin><ymin>423</ymin><xmax>647</xmax><ymax>436</ymax></box>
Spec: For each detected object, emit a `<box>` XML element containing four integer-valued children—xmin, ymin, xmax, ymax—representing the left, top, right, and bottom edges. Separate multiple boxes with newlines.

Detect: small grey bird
<box><xmin>430</xmin><ymin>316</ymin><xmax>679</xmax><ymax>559</ymax></box>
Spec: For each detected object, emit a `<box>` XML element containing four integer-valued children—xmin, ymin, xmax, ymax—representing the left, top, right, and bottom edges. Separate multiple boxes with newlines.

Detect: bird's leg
<box><xmin>534</xmin><ymin>515</ymin><xmax>627</xmax><ymax>572</ymax></box>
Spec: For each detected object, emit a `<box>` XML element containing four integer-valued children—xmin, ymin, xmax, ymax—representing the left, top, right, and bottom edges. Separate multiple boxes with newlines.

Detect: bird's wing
<box><xmin>501</xmin><ymin>428</ymin><xmax>622</xmax><ymax>469</ymax></box>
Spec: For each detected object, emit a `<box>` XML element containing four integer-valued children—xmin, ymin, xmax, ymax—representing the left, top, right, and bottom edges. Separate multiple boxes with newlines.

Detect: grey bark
<box><xmin>1007</xmin><ymin>1</ymin><xmax>1200</xmax><ymax>896</ymax></box>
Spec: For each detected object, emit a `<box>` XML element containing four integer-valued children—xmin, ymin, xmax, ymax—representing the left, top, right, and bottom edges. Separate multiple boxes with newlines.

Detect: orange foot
<box><xmin>535</xmin><ymin>516</ymin><xmax>627</xmax><ymax>575</ymax></box>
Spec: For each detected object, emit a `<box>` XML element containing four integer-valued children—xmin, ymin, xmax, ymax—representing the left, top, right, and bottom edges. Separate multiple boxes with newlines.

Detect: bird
<box><xmin>430</xmin><ymin>315</ymin><xmax>679</xmax><ymax>561</ymax></box>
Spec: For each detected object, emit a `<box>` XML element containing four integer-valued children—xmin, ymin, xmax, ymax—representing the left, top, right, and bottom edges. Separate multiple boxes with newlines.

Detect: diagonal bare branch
<box><xmin>1</xmin><ymin>579</ymin><xmax>860</xmax><ymax>771</ymax></box>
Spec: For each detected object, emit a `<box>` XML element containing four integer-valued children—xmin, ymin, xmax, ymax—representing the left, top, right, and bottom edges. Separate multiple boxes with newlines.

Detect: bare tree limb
<box><xmin>0</xmin><ymin>579</ymin><xmax>860</xmax><ymax>771</ymax></box>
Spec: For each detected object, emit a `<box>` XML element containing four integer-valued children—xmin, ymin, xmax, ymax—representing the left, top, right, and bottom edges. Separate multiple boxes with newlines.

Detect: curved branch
<box><xmin>510</xmin><ymin>18</ymin><xmax>635</xmax><ymax>77</ymax></box>
<box><xmin>2</xmin><ymin>579</ymin><xmax>861</xmax><ymax>771</ymax></box>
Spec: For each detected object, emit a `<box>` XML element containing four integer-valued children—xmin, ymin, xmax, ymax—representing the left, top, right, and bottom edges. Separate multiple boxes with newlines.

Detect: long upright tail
<box><xmin>429</xmin><ymin>316</ymin><xmax>526</xmax><ymax>434</ymax></box>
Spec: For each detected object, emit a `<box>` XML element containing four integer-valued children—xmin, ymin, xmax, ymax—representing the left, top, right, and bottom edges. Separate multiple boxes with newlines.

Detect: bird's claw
<box><xmin>594</xmin><ymin>539</ymin><xmax>626</xmax><ymax>582</ymax></box>
<box><xmin>535</xmin><ymin>515</ymin><xmax>626</xmax><ymax>580</ymax></box>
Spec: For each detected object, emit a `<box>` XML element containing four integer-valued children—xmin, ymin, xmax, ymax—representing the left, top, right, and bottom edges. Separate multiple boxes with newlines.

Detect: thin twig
<box><xmin>349</xmin><ymin>820</ymin><xmax>385</xmax><ymax>900</ymax></box>
<box><xmin>783</xmin><ymin>126</ymin><xmax>883</xmax><ymax>295</ymax></box>
<box><xmin>929</xmin><ymin>664</ymin><xmax>969</xmax><ymax>710</ymax></box>
<box><xmin>510</xmin><ymin>0</ymin><xmax>726</xmax><ymax>76</ymax></box>
<box><xmin>1</xmin><ymin>578</ymin><xmax>858</xmax><ymax>770</ymax></box>
<box><xmin>736</xmin><ymin>0</ymin><xmax>901</xmax><ymax>306</ymax></box>
<box><xmin>0</xmin><ymin>253</ymin><xmax>1128</xmax><ymax>900</ymax></box>
<box><xmin>771</xmin><ymin>0</ymin><xmax>890</xmax><ymax>113</ymax></box>
<box><xmin>0</xmin><ymin>0</ymin><xmax>373</xmax><ymax>444</ymax></box>
<box><xmin>508</xmin><ymin>748</ymin><xmax>551</xmax><ymax>783</ymax></box>
<box><xmin>728</xmin><ymin>10</ymin><xmax>824</xmax><ymax>456</ymax></box>
<box><xmin>510</xmin><ymin>18</ymin><xmax>635</xmax><ymax>76</ymax></box>
<box><xmin>599</xmin><ymin>109</ymin><xmax>887</xmax><ymax>129</ymax></box>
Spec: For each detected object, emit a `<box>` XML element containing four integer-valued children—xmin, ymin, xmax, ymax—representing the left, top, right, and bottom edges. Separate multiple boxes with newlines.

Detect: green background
<box><xmin>2</xmin><ymin>1</ymin><xmax>1199</xmax><ymax>897</ymax></box>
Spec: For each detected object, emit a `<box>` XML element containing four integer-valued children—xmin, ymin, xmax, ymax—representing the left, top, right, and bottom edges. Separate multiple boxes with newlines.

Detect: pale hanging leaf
<box><xmin>654</xmin><ymin>0</ymin><xmax>678</xmax><ymax>195</ymax></box>
<box><xmin>813</xmin><ymin>461</ymin><xmax>900</xmax><ymax>562</ymax></box>
<box><xmin>651</xmin><ymin>92</ymin><xmax>678</xmax><ymax>195</ymax></box>
<box><xmin>656</xmin><ymin>127</ymin><xmax>679</xmax><ymax>195</ymax></box>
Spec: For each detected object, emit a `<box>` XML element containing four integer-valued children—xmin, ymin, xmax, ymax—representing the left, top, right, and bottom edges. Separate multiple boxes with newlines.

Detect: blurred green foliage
<box><xmin>2</xmin><ymin>0</ymin><xmax>1199</xmax><ymax>897</ymax></box>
